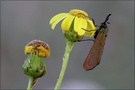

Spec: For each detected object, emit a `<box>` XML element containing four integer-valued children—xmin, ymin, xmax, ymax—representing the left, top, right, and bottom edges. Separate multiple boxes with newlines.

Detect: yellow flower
<box><xmin>49</xmin><ymin>9</ymin><xmax>96</xmax><ymax>37</ymax></box>
<box><xmin>24</xmin><ymin>40</ymin><xmax>50</xmax><ymax>58</ymax></box>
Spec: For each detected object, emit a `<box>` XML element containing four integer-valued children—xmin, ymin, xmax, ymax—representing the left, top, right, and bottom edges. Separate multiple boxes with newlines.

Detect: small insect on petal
<box><xmin>83</xmin><ymin>14</ymin><xmax>111</xmax><ymax>71</ymax></box>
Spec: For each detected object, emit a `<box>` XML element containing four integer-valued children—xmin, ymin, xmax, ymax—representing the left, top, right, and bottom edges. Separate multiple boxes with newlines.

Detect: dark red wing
<box><xmin>83</xmin><ymin>29</ymin><xmax>107</xmax><ymax>71</ymax></box>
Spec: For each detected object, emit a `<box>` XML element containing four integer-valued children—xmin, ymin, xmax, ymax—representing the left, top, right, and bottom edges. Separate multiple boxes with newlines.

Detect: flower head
<box><xmin>24</xmin><ymin>40</ymin><xmax>50</xmax><ymax>58</ymax></box>
<box><xmin>49</xmin><ymin>9</ymin><xmax>96</xmax><ymax>37</ymax></box>
<box><xmin>23</xmin><ymin>40</ymin><xmax>50</xmax><ymax>80</ymax></box>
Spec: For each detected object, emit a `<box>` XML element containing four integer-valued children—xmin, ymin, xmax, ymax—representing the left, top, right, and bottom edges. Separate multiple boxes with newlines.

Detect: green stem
<box><xmin>54</xmin><ymin>40</ymin><xmax>74</xmax><ymax>90</ymax></box>
<box><xmin>27</xmin><ymin>77</ymin><xmax>36</xmax><ymax>90</ymax></box>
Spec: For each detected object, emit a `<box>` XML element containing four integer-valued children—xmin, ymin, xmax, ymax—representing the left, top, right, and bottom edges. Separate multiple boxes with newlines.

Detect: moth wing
<box><xmin>83</xmin><ymin>29</ymin><xmax>107</xmax><ymax>71</ymax></box>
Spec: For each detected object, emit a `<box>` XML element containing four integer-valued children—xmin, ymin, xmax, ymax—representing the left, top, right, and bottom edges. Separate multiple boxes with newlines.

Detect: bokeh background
<box><xmin>1</xmin><ymin>1</ymin><xmax>134</xmax><ymax>89</ymax></box>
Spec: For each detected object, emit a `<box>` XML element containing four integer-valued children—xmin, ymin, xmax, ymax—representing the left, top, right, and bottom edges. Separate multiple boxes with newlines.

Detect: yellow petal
<box><xmin>50</xmin><ymin>13</ymin><xmax>68</xmax><ymax>30</ymax></box>
<box><xmin>50</xmin><ymin>13</ymin><xmax>68</xmax><ymax>24</ymax></box>
<box><xmin>69</xmin><ymin>9</ymin><xmax>88</xmax><ymax>17</ymax></box>
<box><xmin>84</xmin><ymin>20</ymin><xmax>96</xmax><ymax>37</ymax></box>
<box><xmin>87</xmin><ymin>19</ymin><xmax>96</xmax><ymax>30</ymax></box>
<box><xmin>84</xmin><ymin>30</ymin><xmax>95</xmax><ymax>37</ymax></box>
<box><xmin>74</xmin><ymin>17</ymin><xmax>87</xmax><ymax>36</ymax></box>
<box><xmin>61</xmin><ymin>14</ymin><xmax>75</xmax><ymax>31</ymax></box>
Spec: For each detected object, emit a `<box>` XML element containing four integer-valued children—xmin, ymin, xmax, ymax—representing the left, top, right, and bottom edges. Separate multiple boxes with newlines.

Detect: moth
<box><xmin>83</xmin><ymin>14</ymin><xmax>111</xmax><ymax>71</ymax></box>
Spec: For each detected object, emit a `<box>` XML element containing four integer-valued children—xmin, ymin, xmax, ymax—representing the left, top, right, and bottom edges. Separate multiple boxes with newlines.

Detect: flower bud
<box><xmin>22</xmin><ymin>40</ymin><xmax>50</xmax><ymax>78</ymax></box>
<box><xmin>63</xmin><ymin>30</ymin><xmax>83</xmax><ymax>42</ymax></box>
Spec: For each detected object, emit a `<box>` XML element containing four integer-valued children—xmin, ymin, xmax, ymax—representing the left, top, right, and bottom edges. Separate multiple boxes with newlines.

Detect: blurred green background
<box><xmin>1</xmin><ymin>1</ymin><xmax>134</xmax><ymax>89</ymax></box>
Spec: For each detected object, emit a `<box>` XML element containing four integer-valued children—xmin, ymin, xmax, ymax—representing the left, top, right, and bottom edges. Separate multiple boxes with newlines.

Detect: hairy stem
<box><xmin>54</xmin><ymin>40</ymin><xmax>74</xmax><ymax>90</ymax></box>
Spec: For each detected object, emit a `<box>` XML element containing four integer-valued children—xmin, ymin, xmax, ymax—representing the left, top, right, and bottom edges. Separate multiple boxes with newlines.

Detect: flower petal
<box><xmin>50</xmin><ymin>13</ymin><xmax>68</xmax><ymax>24</ymax></box>
<box><xmin>84</xmin><ymin>20</ymin><xmax>96</xmax><ymax>37</ymax></box>
<box><xmin>61</xmin><ymin>14</ymin><xmax>75</xmax><ymax>31</ymax></box>
<box><xmin>49</xmin><ymin>13</ymin><xmax>68</xmax><ymax>30</ymax></box>
<box><xmin>74</xmin><ymin>17</ymin><xmax>87</xmax><ymax>36</ymax></box>
<box><xmin>87</xmin><ymin>19</ymin><xmax>96</xmax><ymax>30</ymax></box>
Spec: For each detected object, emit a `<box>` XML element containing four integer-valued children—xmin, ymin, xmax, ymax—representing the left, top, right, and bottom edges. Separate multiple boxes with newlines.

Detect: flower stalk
<box><xmin>55</xmin><ymin>40</ymin><xmax>74</xmax><ymax>90</ymax></box>
<box><xmin>49</xmin><ymin>9</ymin><xmax>96</xmax><ymax>90</ymax></box>
<box><xmin>27</xmin><ymin>77</ymin><xmax>37</xmax><ymax>90</ymax></box>
<box><xmin>22</xmin><ymin>40</ymin><xmax>50</xmax><ymax>90</ymax></box>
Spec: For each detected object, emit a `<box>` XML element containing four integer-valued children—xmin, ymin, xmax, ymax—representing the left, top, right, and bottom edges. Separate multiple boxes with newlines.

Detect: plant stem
<box><xmin>54</xmin><ymin>40</ymin><xmax>74</xmax><ymax>90</ymax></box>
<box><xmin>27</xmin><ymin>77</ymin><xmax>36</xmax><ymax>90</ymax></box>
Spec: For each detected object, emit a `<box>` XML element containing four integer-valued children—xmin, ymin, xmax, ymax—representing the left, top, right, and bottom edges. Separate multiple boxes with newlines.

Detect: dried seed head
<box><xmin>24</xmin><ymin>40</ymin><xmax>50</xmax><ymax>58</ymax></box>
